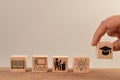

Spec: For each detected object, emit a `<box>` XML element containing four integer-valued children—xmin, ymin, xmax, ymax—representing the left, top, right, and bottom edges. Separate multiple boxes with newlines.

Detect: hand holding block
<box><xmin>73</xmin><ymin>57</ymin><xmax>89</xmax><ymax>73</ymax></box>
<box><xmin>32</xmin><ymin>55</ymin><xmax>48</xmax><ymax>72</ymax></box>
<box><xmin>96</xmin><ymin>42</ymin><xmax>113</xmax><ymax>59</ymax></box>
<box><xmin>52</xmin><ymin>56</ymin><xmax>68</xmax><ymax>72</ymax></box>
<box><xmin>10</xmin><ymin>55</ymin><xmax>27</xmax><ymax>72</ymax></box>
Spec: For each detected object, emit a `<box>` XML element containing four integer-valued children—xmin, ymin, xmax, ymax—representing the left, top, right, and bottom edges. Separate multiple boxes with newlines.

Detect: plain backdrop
<box><xmin>0</xmin><ymin>0</ymin><xmax>120</xmax><ymax>68</ymax></box>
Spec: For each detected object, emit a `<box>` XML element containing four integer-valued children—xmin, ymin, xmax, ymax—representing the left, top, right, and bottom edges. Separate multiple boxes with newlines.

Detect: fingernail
<box><xmin>91</xmin><ymin>42</ymin><xmax>95</xmax><ymax>46</ymax></box>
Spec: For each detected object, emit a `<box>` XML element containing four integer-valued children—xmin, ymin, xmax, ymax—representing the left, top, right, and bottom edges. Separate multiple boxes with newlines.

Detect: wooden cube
<box><xmin>73</xmin><ymin>57</ymin><xmax>89</xmax><ymax>73</ymax></box>
<box><xmin>32</xmin><ymin>55</ymin><xmax>48</xmax><ymax>72</ymax></box>
<box><xmin>10</xmin><ymin>55</ymin><xmax>27</xmax><ymax>72</ymax></box>
<box><xmin>52</xmin><ymin>56</ymin><xmax>68</xmax><ymax>72</ymax></box>
<box><xmin>96</xmin><ymin>42</ymin><xmax>113</xmax><ymax>59</ymax></box>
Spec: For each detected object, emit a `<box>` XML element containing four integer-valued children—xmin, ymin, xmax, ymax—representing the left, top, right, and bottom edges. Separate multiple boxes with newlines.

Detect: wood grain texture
<box><xmin>0</xmin><ymin>67</ymin><xmax>120</xmax><ymax>80</ymax></box>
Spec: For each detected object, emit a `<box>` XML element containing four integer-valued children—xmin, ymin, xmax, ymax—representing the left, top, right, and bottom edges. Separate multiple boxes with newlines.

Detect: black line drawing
<box><xmin>54</xmin><ymin>58</ymin><xmax>66</xmax><ymax>71</ymax></box>
<box><xmin>11</xmin><ymin>60</ymin><xmax>25</xmax><ymax>69</ymax></box>
<box><xmin>33</xmin><ymin>58</ymin><xmax>47</xmax><ymax>71</ymax></box>
<box><xmin>78</xmin><ymin>59</ymin><xmax>85</xmax><ymax>71</ymax></box>
<box><xmin>100</xmin><ymin>46</ymin><xmax>111</xmax><ymax>55</ymax></box>
<box><xmin>77</xmin><ymin>59</ymin><xmax>88</xmax><ymax>71</ymax></box>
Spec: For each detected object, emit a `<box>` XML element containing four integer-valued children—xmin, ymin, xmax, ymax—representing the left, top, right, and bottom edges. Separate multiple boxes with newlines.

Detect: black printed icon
<box><xmin>11</xmin><ymin>60</ymin><xmax>25</xmax><ymax>69</ymax></box>
<box><xmin>33</xmin><ymin>58</ymin><xmax>47</xmax><ymax>71</ymax></box>
<box><xmin>100</xmin><ymin>46</ymin><xmax>111</xmax><ymax>55</ymax></box>
<box><xmin>54</xmin><ymin>58</ymin><xmax>66</xmax><ymax>71</ymax></box>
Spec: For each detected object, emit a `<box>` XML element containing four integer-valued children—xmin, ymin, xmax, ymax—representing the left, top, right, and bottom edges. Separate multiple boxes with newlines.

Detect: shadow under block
<box><xmin>52</xmin><ymin>56</ymin><xmax>68</xmax><ymax>72</ymax></box>
<box><xmin>73</xmin><ymin>57</ymin><xmax>89</xmax><ymax>73</ymax></box>
<box><xmin>32</xmin><ymin>55</ymin><xmax>48</xmax><ymax>72</ymax></box>
<box><xmin>96</xmin><ymin>42</ymin><xmax>113</xmax><ymax>59</ymax></box>
<box><xmin>10</xmin><ymin>55</ymin><xmax>27</xmax><ymax>72</ymax></box>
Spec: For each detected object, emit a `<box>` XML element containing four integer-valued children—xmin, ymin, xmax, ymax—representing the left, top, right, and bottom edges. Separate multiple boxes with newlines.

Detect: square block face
<box><xmin>96</xmin><ymin>42</ymin><xmax>113</xmax><ymax>59</ymax></box>
<box><xmin>73</xmin><ymin>57</ymin><xmax>89</xmax><ymax>73</ymax></box>
<box><xmin>10</xmin><ymin>55</ymin><xmax>27</xmax><ymax>72</ymax></box>
<box><xmin>32</xmin><ymin>55</ymin><xmax>48</xmax><ymax>72</ymax></box>
<box><xmin>52</xmin><ymin>56</ymin><xmax>68</xmax><ymax>72</ymax></box>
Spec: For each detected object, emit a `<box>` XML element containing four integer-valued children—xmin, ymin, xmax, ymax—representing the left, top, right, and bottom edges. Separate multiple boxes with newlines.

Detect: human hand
<box><xmin>91</xmin><ymin>15</ymin><xmax>120</xmax><ymax>51</ymax></box>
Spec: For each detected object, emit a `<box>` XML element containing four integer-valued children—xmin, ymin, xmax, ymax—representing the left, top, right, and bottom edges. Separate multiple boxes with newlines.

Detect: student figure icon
<box><xmin>61</xmin><ymin>61</ymin><xmax>66</xmax><ymax>70</ymax></box>
<box><xmin>54</xmin><ymin>58</ymin><xmax>66</xmax><ymax>71</ymax></box>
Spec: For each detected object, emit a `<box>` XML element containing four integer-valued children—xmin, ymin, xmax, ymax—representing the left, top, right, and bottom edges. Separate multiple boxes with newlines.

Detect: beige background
<box><xmin>0</xmin><ymin>0</ymin><xmax>120</xmax><ymax>68</ymax></box>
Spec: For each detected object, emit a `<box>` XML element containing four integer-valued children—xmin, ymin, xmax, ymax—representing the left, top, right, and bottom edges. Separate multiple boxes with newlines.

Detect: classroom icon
<box><xmin>54</xmin><ymin>58</ymin><xmax>66</xmax><ymax>71</ymax></box>
<box><xmin>32</xmin><ymin>55</ymin><xmax>48</xmax><ymax>72</ymax></box>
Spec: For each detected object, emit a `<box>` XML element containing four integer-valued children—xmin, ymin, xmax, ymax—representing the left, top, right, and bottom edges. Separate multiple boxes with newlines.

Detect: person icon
<box><xmin>54</xmin><ymin>58</ymin><xmax>62</xmax><ymax>70</ymax></box>
<box><xmin>61</xmin><ymin>61</ymin><xmax>66</xmax><ymax>70</ymax></box>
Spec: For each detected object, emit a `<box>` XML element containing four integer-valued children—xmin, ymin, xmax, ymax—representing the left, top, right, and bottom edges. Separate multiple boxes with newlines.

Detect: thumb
<box><xmin>113</xmin><ymin>39</ymin><xmax>120</xmax><ymax>51</ymax></box>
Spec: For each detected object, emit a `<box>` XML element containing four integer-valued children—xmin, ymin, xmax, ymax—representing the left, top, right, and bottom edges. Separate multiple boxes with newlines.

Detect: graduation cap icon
<box><xmin>99</xmin><ymin>46</ymin><xmax>111</xmax><ymax>55</ymax></box>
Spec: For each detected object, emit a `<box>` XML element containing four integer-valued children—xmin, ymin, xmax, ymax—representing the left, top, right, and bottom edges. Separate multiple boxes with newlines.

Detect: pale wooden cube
<box><xmin>73</xmin><ymin>57</ymin><xmax>89</xmax><ymax>73</ymax></box>
<box><xmin>96</xmin><ymin>42</ymin><xmax>113</xmax><ymax>59</ymax></box>
<box><xmin>32</xmin><ymin>55</ymin><xmax>48</xmax><ymax>72</ymax></box>
<box><xmin>52</xmin><ymin>56</ymin><xmax>68</xmax><ymax>72</ymax></box>
<box><xmin>10</xmin><ymin>55</ymin><xmax>27</xmax><ymax>72</ymax></box>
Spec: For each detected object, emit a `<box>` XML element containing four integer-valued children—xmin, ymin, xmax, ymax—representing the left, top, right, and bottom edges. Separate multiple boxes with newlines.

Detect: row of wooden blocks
<box><xmin>10</xmin><ymin>42</ymin><xmax>113</xmax><ymax>73</ymax></box>
<box><xmin>10</xmin><ymin>55</ymin><xmax>89</xmax><ymax>73</ymax></box>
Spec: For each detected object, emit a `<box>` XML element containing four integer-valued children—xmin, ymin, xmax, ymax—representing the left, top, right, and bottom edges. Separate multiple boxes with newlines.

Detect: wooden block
<box><xmin>52</xmin><ymin>56</ymin><xmax>68</xmax><ymax>72</ymax></box>
<box><xmin>96</xmin><ymin>42</ymin><xmax>113</xmax><ymax>59</ymax></box>
<box><xmin>32</xmin><ymin>55</ymin><xmax>48</xmax><ymax>72</ymax></box>
<box><xmin>10</xmin><ymin>55</ymin><xmax>27</xmax><ymax>72</ymax></box>
<box><xmin>73</xmin><ymin>57</ymin><xmax>89</xmax><ymax>73</ymax></box>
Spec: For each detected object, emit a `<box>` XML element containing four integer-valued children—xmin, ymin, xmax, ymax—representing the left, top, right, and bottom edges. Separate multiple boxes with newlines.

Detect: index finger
<box><xmin>91</xmin><ymin>22</ymin><xmax>107</xmax><ymax>46</ymax></box>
